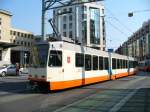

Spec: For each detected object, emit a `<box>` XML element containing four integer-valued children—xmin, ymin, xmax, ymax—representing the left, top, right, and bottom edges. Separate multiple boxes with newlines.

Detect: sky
<box><xmin>0</xmin><ymin>0</ymin><xmax>150</xmax><ymax>50</ymax></box>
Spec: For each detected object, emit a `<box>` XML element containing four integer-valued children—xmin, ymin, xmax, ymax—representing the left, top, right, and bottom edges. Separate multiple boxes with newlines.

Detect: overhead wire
<box><xmin>105</xmin><ymin>7</ymin><xmax>134</xmax><ymax>33</ymax></box>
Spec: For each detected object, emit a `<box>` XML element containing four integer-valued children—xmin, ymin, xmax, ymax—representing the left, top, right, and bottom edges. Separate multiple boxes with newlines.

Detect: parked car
<box><xmin>19</xmin><ymin>67</ymin><xmax>29</xmax><ymax>76</ymax></box>
<box><xmin>0</xmin><ymin>64</ymin><xmax>17</xmax><ymax>77</ymax></box>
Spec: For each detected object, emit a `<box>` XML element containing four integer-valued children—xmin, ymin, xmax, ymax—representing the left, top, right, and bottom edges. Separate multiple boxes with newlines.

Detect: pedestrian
<box><xmin>16</xmin><ymin>63</ymin><xmax>20</xmax><ymax>75</ymax></box>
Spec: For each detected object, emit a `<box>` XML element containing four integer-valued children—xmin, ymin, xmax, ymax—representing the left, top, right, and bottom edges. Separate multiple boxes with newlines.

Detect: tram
<box><xmin>138</xmin><ymin>59</ymin><xmax>150</xmax><ymax>72</ymax></box>
<box><xmin>28</xmin><ymin>41</ymin><xmax>137</xmax><ymax>91</ymax></box>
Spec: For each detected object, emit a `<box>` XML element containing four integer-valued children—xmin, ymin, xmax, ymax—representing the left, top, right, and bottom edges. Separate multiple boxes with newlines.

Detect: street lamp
<box><xmin>128</xmin><ymin>12</ymin><xmax>133</xmax><ymax>17</ymax></box>
<box><xmin>128</xmin><ymin>9</ymin><xmax>150</xmax><ymax>17</ymax></box>
<box><xmin>24</xmin><ymin>53</ymin><xmax>27</xmax><ymax>68</ymax></box>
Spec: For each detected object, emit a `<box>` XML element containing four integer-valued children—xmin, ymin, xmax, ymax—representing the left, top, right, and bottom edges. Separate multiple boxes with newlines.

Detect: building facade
<box><xmin>116</xmin><ymin>20</ymin><xmax>150</xmax><ymax>61</ymax></box>
<box><xmin>53</xmin><ymin>2</ymin><xmax>106</xmax><ymax>50</ymax></box>
<box><xmin>0</xmin><ymin>10</ymin><xmax>12</xmax><ymax>65</ymax></box>
<box><xmin>10</xmin><ymin>28</ymin><xmax>34</xmax><ymax>65</ymax></box>
<box><xmin>0</xmin><ymin>9</ymin><xmax>35</xmax><ymax>66</ymax></box>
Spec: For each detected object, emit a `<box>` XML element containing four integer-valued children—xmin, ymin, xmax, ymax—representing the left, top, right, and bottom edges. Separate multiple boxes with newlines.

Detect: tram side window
<box><xmin>126</xmin><ymin>60</ymin><xmax>128</xmax><ymax>68</ymax></box>
<box><xmin>112</xmin><ymin>58</ymin><xmax>116</xmax><ymax>69</ymax></box>
<box><xmin>85</xmin><ymin>54</ymin><xmax>91</xmax><ymax>71</ymax></box>
<box><xmin>99</xmin><ymin>56</ymin><xmax>103</xmax><ymax>70</ymax></box>
<box><xmin>104</xmin><ymin>57</ymin><xmax>109</xmax><ymax>70</ymax></box>
<box><xmin>93</xmin><ymin>55</ymin><xmax>98</xmax><ymax>70</ymax></box>
<box><xmin>48</xmin><ymin>51</ymin><xmax>62</xmax><ymax>67</ymax></box>
<box><xmin>123</xmin><ymin>60</ymin><xmax>126</xmax><ymax>68</ymax></box>
<box><xmin>129</xmin><ymin>61</ymin><xmax>133</xmax><ymax>68</ymax></box>
<box><xmin>134</xmin><ymin>61</ymin><xmax>138</xmax><ymax>67</ymax></box>
<box><xmin>120</xmin><ymin>59</ymin><xmax>123</xmax><ymax>68</ymax></box>
<box><xmin>123</xmin><ymin>60</ymin><xmax>125</xmax><ymax>68</ymax></box>
<box><xmin>117</xmin><ymin>59</ymin><xmax>120</xmax><ymax>69</ymax></box>
<box><xmin>0</xmin><ymin>50</ymin><xmax>2</xmax><ymax>61</ymax></box>
<box><xmin>76</xmin><ymin>53</ymin><xmax>84</xmax><ymax>67</ymax></box>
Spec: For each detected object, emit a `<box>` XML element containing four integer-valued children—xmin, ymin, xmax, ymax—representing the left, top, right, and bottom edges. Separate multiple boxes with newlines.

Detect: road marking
<box><xmin>53</xmin><ymin>91</ymin><xmax>100</xmax><ymax>112</ymax></box>
<box><xmin>53</xmin><ymin>76</ymin><xmax>146</xmax><ymax>112</ymax></box>
<box><xmin>109</xmin><ymin>77</ymin><xmax>146</xmax><ymax>112</ymax></box>
<box><xmin>109</xmin><ymin>89</ymin><xmax>138</xmax><ymax>112</ymax></box>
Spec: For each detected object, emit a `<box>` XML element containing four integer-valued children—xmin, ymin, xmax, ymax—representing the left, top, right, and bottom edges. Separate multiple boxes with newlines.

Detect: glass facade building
<box><xmin>53</xmin><ymin>3</ymin><xmax>105</xmax><ymax>50</ymax></box>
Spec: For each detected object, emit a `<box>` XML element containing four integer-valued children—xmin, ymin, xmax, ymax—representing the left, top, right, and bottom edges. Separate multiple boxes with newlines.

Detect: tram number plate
<box><xmin>67</xmin><ymin>57</ymin><xmax>70</xmax><ymax>63</ymax></box>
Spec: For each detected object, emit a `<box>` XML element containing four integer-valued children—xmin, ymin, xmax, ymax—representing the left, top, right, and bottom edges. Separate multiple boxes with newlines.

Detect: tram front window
<box><xmin>48</xmin><ymin>50</ymin><xmax>62</xmax><ymax>67</ymax></box>
<box><xmin>30</xmin><ymin>43</ymin><xmax>49</xmax><ymax>67</ymax></box>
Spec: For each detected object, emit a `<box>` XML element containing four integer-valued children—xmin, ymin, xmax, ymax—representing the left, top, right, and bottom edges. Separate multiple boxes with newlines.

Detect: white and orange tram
<box><xmin>28</xmin><ymin>41</ymin><xmax>137</xmax><ymax>91</ymax></box>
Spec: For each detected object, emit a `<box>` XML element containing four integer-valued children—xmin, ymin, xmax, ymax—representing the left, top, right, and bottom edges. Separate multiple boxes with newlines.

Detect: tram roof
<box><xmin>47</xmin><ymin>41</ymin><xmax>136</xmax><ymax>60</ymax></box>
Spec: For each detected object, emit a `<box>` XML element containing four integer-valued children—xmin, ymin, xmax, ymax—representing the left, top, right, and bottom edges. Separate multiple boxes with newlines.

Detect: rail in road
<box><xmin>0</xmin><ymin>72</ymin><xmax>150</xmax><ymax>112</ymax></box>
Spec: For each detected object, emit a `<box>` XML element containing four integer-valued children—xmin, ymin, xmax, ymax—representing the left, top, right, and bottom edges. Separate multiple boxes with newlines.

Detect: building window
<box><xmin>0</xmin><ymin>18</ymin><xmax>2</xmax><ymax>25</ymax></box>
<box><xmin>69</xmin><ymin>23</ymin><xmax>72</xmax><ymax>29</ymax></box>
<box><xmin>75</xmin><ymin>53</ymin><xmax>84</xmax><ymax>67</ymax></box>
<box><xmin>0</xmin><ymin>30</ymin><xmax>1</xmax><ymax>39</ymax></box>
<box><xmin>63</xmin><ymin>24</ymin><xmax>67</xmax><ymax>29</ymax></box>
<box><xmin>102</xmin><ymin>9</ymin><xmax>104</xmax><ymax>14</ymax></box>
<box><xmin>17</xmin><ymin>41</ymin><xmax>19</xmax><ymax>45</ymax></box>
<box><xmin>21</xmin><ymin>33</ymin><xmax>24</xmax><ymax>37</ymax></box>
<box><xmin>69</xmin><ymin>31</ymin><xmax>72</xmax><ymax>38</ymax></box>
<box><xmin>63</xmin><ymin>16</ymin><xmax>67</xmax><ymax>22</ymax></box>
<box><xmin>103</xmin><ymin>47</ymin><xmax>105</xmax><ymax>51</ymax></box>
<box><xmin>21</xmin><ymin>41</ymin><xmax>23</xmax><ymax>45</ymax></box>
<box><xmin>82</xmin><ymin>6</ymin><xmax>87</xmax><ymax>12</ymax></box>
<box><xmin>53</xmin><ymin>10</ymin><xmax>56</xmax><ymax>15</ymax></box>
<box><xmin>28</xmin><ymin>34</ymin><xmax>30</xmax><ymax>38</ymax></box>
<box><xmin>17</xmin><ymin>32</ymin><xmax>20</xmax><ymax>36</ymax></box>
<box><xmin>24</xmin><ymin>42</ymin><xmax>27</xmax><ymax>46</ymax></box>
<box><xmin>69</xmin><ymin>8</ymin><xmax>72</xmax><ymax>12</ymax></box>
<box><xmin>24</xmin><ymin>34</ymin><xmax>27</xmax><ymax>38</ymax></box>
<box><xmin>13</xmin><ymin>40</ymin><xmax>16</xmax><ymax>43</ymax></box>
<box><xmin>63</xmin><ymin>32</ymin><xmax>66</xmax><ymax>37</ymax></box>
<box><xmin>31</xmin><ymin>35</ymin><xmax>34</xmax><ymax>39</ymax></box>
<box><xmin>13</xmin><ymin>31</ymin><xmax>16</xmax><ymax>36</ymax></box>
<box><xmin>82</xmin><ymin>14</ymin><xmax>87</xmax><ymax>19</ymax></box>
<box><xmin>63</xmin><ymin>8</ymin><xmax>67</xmax><ymax>12</ymax></box>
<box><xmin>69</xmin><ymin>15</ymin><xmax>72</xmax><ymax>21</ymax></box>
<box><xmin>0</xmin><ymin>50</ymin><xmax>2</xmax><ymax>60</ymax></box>
<box><xmin>10</xmin><ymin>30</ymin><xmax>12</xmax><ymax>35</ymax></box>
<box><xmin>90</xmin><ymin>7</ymin><xmax>100</xmax><ymax>45</ymax></box>
<box><xmin>28</xmin><ymin>42</ymin><xmax>30</xmax><ymax>47</ymax></box>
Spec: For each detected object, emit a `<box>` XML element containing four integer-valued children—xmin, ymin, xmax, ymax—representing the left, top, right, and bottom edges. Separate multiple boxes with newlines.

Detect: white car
<box><xmin>19</xmin><ymin>68</ymin><xmax>29</xmax><ymax>76</ymax></box>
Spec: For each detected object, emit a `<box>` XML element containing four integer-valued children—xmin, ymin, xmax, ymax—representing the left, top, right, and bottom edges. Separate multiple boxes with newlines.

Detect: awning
<box><xmin>0</xmin><ymin>42</ymin><xmax>18</xmax><ymax>49</ymax></box>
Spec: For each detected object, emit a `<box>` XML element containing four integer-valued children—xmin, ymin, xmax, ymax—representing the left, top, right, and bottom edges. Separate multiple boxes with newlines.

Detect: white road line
<box><xmin>53</xmin><ymin>91</ymin><xmax>99</xmax><ymax>112</ymax></box>
<box><xmin>109</xmin><ymin>89</ymin><xmax>138</xmax><ymax>112</ymax></box>
<box><xmin>109</xmin><ymin>77</ymin><xmax>146</xmax><ymax>112</ymax></box>
<box><xmin>53</xmin><ymin>76</ymin><xmax>146</xmax><ymax>112</ymax></box>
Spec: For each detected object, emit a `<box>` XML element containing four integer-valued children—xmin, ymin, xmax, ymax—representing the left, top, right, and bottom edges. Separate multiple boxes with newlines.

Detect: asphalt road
<box><xmin>0</xmin><ymin>72</ymin><xmax>150</xmax><ymax>112</ymax></box>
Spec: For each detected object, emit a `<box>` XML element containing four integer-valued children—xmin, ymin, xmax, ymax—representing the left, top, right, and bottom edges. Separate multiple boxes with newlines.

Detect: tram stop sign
<box><xmin>108</xmin><ymin>49</ymin><xmax>114</xmax><ymax>53</ymax></box>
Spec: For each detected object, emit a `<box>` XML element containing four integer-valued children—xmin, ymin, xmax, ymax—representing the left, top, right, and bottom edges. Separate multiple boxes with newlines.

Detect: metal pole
<box><xmin>42</xmin><ymin>0</ymin><xmax>46</xmax><ymax>40</ymax></box>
